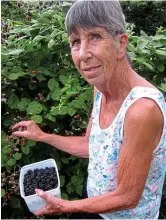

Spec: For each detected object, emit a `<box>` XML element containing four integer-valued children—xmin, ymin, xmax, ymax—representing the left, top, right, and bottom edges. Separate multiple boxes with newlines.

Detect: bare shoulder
<box><xmin>126</xmin><ymin>98</ymin><xmax>163</xmax><ymax>126</ymax></box>
<box><xmin>123</xmin><ymin>98</ymin><xmax>164</xmax><ymax>151</ymax></box>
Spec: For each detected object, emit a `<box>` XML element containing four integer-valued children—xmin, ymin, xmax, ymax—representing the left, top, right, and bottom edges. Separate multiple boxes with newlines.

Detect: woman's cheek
<box><xmin>71</xmin><ymin>53</ymin><xmax>79</xmax><ymax>67</ymax></box>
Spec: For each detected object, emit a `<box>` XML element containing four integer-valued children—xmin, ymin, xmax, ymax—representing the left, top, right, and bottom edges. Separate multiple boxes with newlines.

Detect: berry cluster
<box><xmin>1</xmin><ymin>168</ymin><xmax>20</xmax><ymax>207</ymax></box>
<box><xmin>24</xmin><ymin>167</ymin><xmax>58</xmax><ymax>196</ymax></box>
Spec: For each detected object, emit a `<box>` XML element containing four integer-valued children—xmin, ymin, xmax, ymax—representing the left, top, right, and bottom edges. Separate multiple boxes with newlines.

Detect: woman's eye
<box><xmin>91</xmin><ymin>34</ymin><xmax>101</xmax><ymax>40</ymax></box>
<box><xmin>71</xmin><ymin>39</ymin><xmax>80</xmax><ymax>47</ymax></box>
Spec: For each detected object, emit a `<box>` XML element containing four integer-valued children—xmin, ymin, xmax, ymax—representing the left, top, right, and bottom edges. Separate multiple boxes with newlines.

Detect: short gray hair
<box><xmin>65</xmin><ymin>0</ymin><xmax>126</xmax><ymax>37</ymax></box>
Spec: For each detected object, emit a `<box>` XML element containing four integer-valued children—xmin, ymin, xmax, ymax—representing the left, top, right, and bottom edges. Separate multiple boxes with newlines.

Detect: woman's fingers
<box><xmin>34</xmin><ymin>207</ymin><xmax>53</xmax><ymax>216</ymax></box>
<box><xmin>12</xmin><ymin>130</ymin><xmax>28</xmax><ymax>138</ymax></box>
<box><xmin>35</xmin><ymin>189</ymin><xmax>51</xmax><ymax>202</ymax></box>
<box><xmin>11</xmin><ymin>121</ymin><xmax>30</xmax><ymax>130</ymax></box>
<box><xmin>34</xmin><ymin>189</ymin><xmax>55</xmax><ymax>216</ymax></box>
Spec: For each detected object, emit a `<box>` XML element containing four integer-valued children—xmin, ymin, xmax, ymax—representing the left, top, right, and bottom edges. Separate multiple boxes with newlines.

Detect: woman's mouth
<box><xmin>83</xmin><ymin>66</ymin><xmax>100</xmax><ymax>72</ymax></box>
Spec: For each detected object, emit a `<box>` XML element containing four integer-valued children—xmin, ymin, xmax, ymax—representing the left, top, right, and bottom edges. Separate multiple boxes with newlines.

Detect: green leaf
<box><xmin>33</xmin><ymin>35</ymin><xmax>48</xmax><ymax>42</ymax></box>
<box><xmin>7</xmin><ymin>158</ymin><xmax>16</xmax><ymax>166</ymax></box>
<box><xmin>83</xmin><ymin>89</ymin><xmax>93</xmax><ymax>101</ymax></box>
<box><xmin>31</xmin><ymin>115</ymin><xmax>43</xmax><ymax>123</ymax></box>
<box><xmin>157</xmin><ymin>64</ymin><xmax>165</xmax><ymax>72</ymax></box>
<box><xmin>13</xmin><ymin>153</ymin><xmax>22</xmax><ymax>160</ymax></box>
<box><xmin>142</xmin><ymin>62</ymin><xmax>154</xmax><ymax>71</ymax></box>
<box><xmin>66</xmin><ymin>183</ymin><xmax>75</xmax><ymax>194</ymax></box>
<box><xmin>156</xmin><ymin>49</ymin><xmax>166</xmax><ymax>56</ymax></box>
<box><xmin>8</xmin><ymin>71</ymin><xmax>25</xmax><ymax>80</ymax></box>
<box><xmin>48</xmin><ymin>78</ymin><xmax>59</xmax><ymax>91</ymax></box>
<box><xmin>1</xmin><ymin>189</ymin><xmax>5</xmax><ymax>198</ymax></box>
<box><xmin>44</xmin><ymin>113</ymin><xmax>56</xmax><ymax>122</ymax></box>
<box><xmin>49</xmin><ymin>151</ymin><xmax>62</xmax><ymax>170</ymax></box>
<box><xmin>61</xmin><ymin>193</ymin><xmax>69</xmax><ymax>200</ymax></box>
<box><xmin>160</xmin><ymin>39</ymin><xmax>166</xmax><ymax>46</ymax></box>
<box><xmin>59</xmin><ymin>75</ymin><xmax>69</xmax><ymax>85</ymax></box>
<box><xmin>141</xmin><ymin>49</ymin><xmax>150</xmax><ymax>55</ymax></box>
<box><xmin>70</xmin><ymin>155</ymin><xmax>78</xmax><ymax>161</ymax></box>
<box><xmin>60</xmin><ymin>176</ymin><xmax>65</xmax><ymax>187</ymax></box>
<box><xmin>71</xmin><ymin>176</ymin><xmax>77</xmax><ymax>184</ymax></box>
<box><xmin>2</xmin><ymin>147</ymin><xmax>12</xmax><ymax>154</ymax></box>
<box><xmin>71</xmin><ymin>99</ymin><xmax>85</xmax><ymax>109</ymax></box>
<box><xmin>160</xmin><ymin>83</ymin><xmax>166</xmax><ymax>92</ymax></box>
<box><xmin>17</xmin><ymin>98</ymin><xmax>30</xmax><ymax>111</ymax></box>
<box><xmin>127</xmin><ymin>43</ymin><xmax>136</xmax><ymax>52</ymax></box>
<box><xmin>66</xmin><ymin>90</ymin><xmax>78</xmax><ymax>95</ymax></box>
<box><xmin>27</xmin><ymin>140</ymin><xmax>36</xmax><ymax>147</ymax></box>
<box><xmin>62</xmin><ymin>2</ymin><xmax>73</xmax><ymax>7</ymax></box>
<box><xmin>68</xmin><ymin>107</ymin><xmax>77</xmax><ymax>116</ymax></box>
<box><xmin>76</xmin><ymin>184</ymin><xmax>83</xmax><ymax>196</ymax></box>
<box><xmin>50</xmin><ymin>29</ymin><xmax>59</xmax><ymax>38</ymax></box>
<box><xmin>21</xmin><ymin>145</ymin><xmax>30</xmax><ymax>155</ymax></box>
<box><xmin>35</xmin><ymin>73</ymin><xmax>46</xmax><ymax>81</ymax></box>
<box><xmin>48</xmin><ymin>39</ymin><xmax>55</xmax><ymax>49</ymax></box>
<box><xmin>51</xmin><ymin>106</ymin><xmax>61</xmax><ymax>115</ymax></box>
<box><xmin>38</xmin><ymin>67</ymin><xmax>50</xmax><ymax>76</ymax></box>
<box><xmin>9</xmin><ymin>196</ymin><xmax>21</xmax><ymax>209</ymax></box>
<box><xmin>61</xmin><ymin>157</ymin><xmax>69</xmax><ymax>164</ymax></box>
<box><xmin>45</xmin><ymin>92</ymin><xmax>51</xmax><ymax>101</ymax></box>
<box><xmin>153</xmin><ymin>35</ymin><xmax>166</xmax><ymax>41</ymax></box>
<box><xmin>7</xmin><ymin>94</ymin><xmax>19</xmax><ymax>109</ymax></box>
<box><xmin>135</xmin><ymin>57</ymin><xmax>146</xmax><ymax>63</ymax></box>
<box><xmin>60</xmin><ymin>106</ymin><xmax>68</xmax><ymax>115</ymax></box>
<box><xmin>4</xmin><ymin>49</ymin><xmax>25</xmax><ymax>56</ymax></box>
<box><xmin>51</xmin><ymin>88</ymin><xmax>61</xmax><ymax>100</ymax></box>
<box><xmin>27</xmin><ymin>101</ymin><xmax>43</xmax><ymax>115</ymax></box>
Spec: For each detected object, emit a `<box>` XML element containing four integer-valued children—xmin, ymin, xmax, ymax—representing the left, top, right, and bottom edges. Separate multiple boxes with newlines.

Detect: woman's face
<box><xmin>69</xmin><ymin>27</ymin><xmax>119</xmax><ymax>87</ymax></box>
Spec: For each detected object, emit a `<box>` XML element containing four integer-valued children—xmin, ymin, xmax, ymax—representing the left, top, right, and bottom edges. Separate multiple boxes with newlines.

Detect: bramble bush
<box><xmin>121</xmin><ymin>1</ymin><xmax>166</xmax><ymax>36</ymax></box>
<box><xmin>1</xmin><ymin>1</ymin><xmax>166</xmax><ymax>219</ymax></box>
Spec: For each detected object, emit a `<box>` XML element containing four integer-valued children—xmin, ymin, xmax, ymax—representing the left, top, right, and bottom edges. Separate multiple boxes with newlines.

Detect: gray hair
<box><xmin>65</xmin><ymin>0</ymin><xmax>126</xmax><ymax>37</ymax></box>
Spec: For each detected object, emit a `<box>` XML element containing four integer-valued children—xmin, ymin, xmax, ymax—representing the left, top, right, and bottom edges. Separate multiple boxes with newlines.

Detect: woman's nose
<box><xmin>79</xmin><ymin>42</ymin><xmax>92</xmax><ymax>61</ymax></box>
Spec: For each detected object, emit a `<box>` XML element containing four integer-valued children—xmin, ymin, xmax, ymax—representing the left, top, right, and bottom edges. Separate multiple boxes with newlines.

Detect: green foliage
<box><xmin>126</xmin><ymin>24</ymin><xmax>166</xmax><ymax>93</ymax></box>
<box><xmin>121</xmin><ymin>1</ymin><xmax>166</xmax><ymax>35</ymax></box>
<box><xmin>1</xmin><ymin>2</ymin><xmax>90</xmax><ymax>219</ymax></box>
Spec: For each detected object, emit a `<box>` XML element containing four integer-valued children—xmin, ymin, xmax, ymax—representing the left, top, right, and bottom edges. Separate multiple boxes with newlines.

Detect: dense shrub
<box><xmin>121</xmin><ymin>1</ymin><xmax>166</xmax><ymax>35</ymax></box>
<box><xmin>1</xmin><ymin>1</ymin><xmax>166</xmax><ymax>219</ymax></box>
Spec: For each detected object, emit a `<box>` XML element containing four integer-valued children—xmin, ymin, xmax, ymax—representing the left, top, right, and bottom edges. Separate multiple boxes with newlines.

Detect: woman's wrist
<box><xmin>62</xmin><ymin>199</ymin><xmax>81</xmax><ymax>213</ymax></box>
<box><xmin>36</xmin><ymin>131</ymin><xmax>48</xmax><ymax>142</ymax></box>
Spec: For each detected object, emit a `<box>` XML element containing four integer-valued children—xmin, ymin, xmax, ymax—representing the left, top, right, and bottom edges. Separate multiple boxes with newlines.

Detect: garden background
<box><xmin>1</xmin><ymin>1</ymin><xmax>166</xmax><ymax>219</ymax></box>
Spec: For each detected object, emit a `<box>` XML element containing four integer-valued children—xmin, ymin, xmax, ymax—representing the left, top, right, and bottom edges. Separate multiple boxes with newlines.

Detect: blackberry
<box><xmin>23</xmin><ymin>166</ymin><xmax>58</xmax><ymax>196</ymax></box>
<box><xmin>27</xmin><ymin>170</ymin><xmax>32</xmax><ymax>175</ymax></box>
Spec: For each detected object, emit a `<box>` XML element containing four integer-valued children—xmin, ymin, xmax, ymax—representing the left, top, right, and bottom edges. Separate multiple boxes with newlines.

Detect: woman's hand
<box><xmin>11</xmin><ymin>120</ymin><xmax>45</xmax><ymax>142</ymax></box>
<box><xmin>34</xmin><ymin>189</ymin><xmax>68</xmax><ymax>216</ymax></box>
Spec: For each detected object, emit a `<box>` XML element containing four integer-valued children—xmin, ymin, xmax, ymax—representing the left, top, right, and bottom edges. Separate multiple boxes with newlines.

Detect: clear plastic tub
<box><xmin>19</xmin><ymin>159</ymin><xmax>61</xmax><ymax>213</ymax></box>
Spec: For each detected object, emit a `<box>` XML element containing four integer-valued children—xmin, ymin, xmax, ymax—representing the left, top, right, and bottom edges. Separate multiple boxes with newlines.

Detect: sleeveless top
<box><xmin>87</xmin><ymin>86</ymin><xmax>166</xmax><ymax>219</ymax></box>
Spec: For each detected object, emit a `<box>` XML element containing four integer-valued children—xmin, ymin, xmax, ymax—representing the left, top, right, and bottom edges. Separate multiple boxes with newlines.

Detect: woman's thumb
<box><xmin>35</xmin><ymin>189</ymin><xmax>49</xmax><ymax>201</ymax></box>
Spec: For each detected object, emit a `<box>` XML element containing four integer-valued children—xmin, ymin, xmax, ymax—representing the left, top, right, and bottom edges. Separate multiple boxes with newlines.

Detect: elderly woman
<box><xmin>12</xmin><ymin>1</ymin><xmax>166</xmax><ymax>219</ymax></box>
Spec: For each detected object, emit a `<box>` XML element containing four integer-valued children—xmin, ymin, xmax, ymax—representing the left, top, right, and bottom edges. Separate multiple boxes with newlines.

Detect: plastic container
<box><xmin>19</xmin><ymin>159</ymin><xmax>61</xmax><ymax>213</ymax></box>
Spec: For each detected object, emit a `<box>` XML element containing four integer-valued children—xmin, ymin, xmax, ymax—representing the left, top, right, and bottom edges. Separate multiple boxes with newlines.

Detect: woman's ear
<box><xmin>117</xmin><ymin>33</ymin><xmax>128</xmax><ymax>59</ymax></box>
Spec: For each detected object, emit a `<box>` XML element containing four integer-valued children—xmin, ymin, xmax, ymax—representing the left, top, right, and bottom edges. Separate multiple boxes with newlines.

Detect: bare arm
<box><xmin>12</xmin><ymin>87</ymin><xmax>97</xmax><ymax>158</ymax></box>
<box><xmin>12</xmin><ymin>120</ymin><xmax>89</xmax><ymax>158</ymax></box>
<box><xmin>62</xmin><ymin>98</ymin><xmax>163</xmax><ymax>213</ymax></box>
<box><xmin>40</xmin><ymin>134</ymin><xmax>89</xmax><ymax>158</ymax></box>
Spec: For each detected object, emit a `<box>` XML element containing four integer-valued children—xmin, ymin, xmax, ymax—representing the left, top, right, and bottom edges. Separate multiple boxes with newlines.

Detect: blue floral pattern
<box><xmin>87</xmin><ymin>86</ymin><xmax>166</xmax><ymax>219</ymax></box>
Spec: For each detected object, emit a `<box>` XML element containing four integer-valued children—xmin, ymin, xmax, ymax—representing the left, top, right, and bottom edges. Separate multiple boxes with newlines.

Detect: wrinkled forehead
<box><xmin>69</xmin><ymin>26</ymin><xmax>108</xmax><ymax>39</ymax></box>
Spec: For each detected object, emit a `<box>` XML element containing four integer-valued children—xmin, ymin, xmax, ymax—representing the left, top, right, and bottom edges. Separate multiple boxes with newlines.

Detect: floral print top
<box><xmin>87</xmin><ymin>86</ymin><xmax>166</xmax><ymax>219</ymax></box>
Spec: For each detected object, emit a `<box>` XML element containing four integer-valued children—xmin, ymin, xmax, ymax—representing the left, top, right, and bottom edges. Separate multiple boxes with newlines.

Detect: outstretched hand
<box><xmin>11</xmin><ymin>120</ymin><xmax>45</xmax><ymax>142</ymax></box>
<box><xmin>34</xmin><ymin>189</ymin><xmax>68</xmax><ymax>216</ymax></box>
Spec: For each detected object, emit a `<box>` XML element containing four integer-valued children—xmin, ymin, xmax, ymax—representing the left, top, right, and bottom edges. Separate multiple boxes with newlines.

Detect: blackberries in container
<box><xmin>23</xmin><ymin>167</ymin><xmax>58</xmax><ymax>196</ymax></box>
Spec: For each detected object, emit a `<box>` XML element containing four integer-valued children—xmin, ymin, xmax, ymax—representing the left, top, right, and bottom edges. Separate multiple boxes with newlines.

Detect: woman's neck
<box><xmin>101</xmin><ymin>61</ymin><xmax>140</xmax><ymax>105</ymax></box>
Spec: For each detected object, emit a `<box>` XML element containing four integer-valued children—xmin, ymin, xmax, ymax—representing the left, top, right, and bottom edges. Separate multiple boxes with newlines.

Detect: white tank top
<box><xmin>87</xmin><ymin>86</ymin><xmax>166</xmax><ymax>219</ymax></box>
